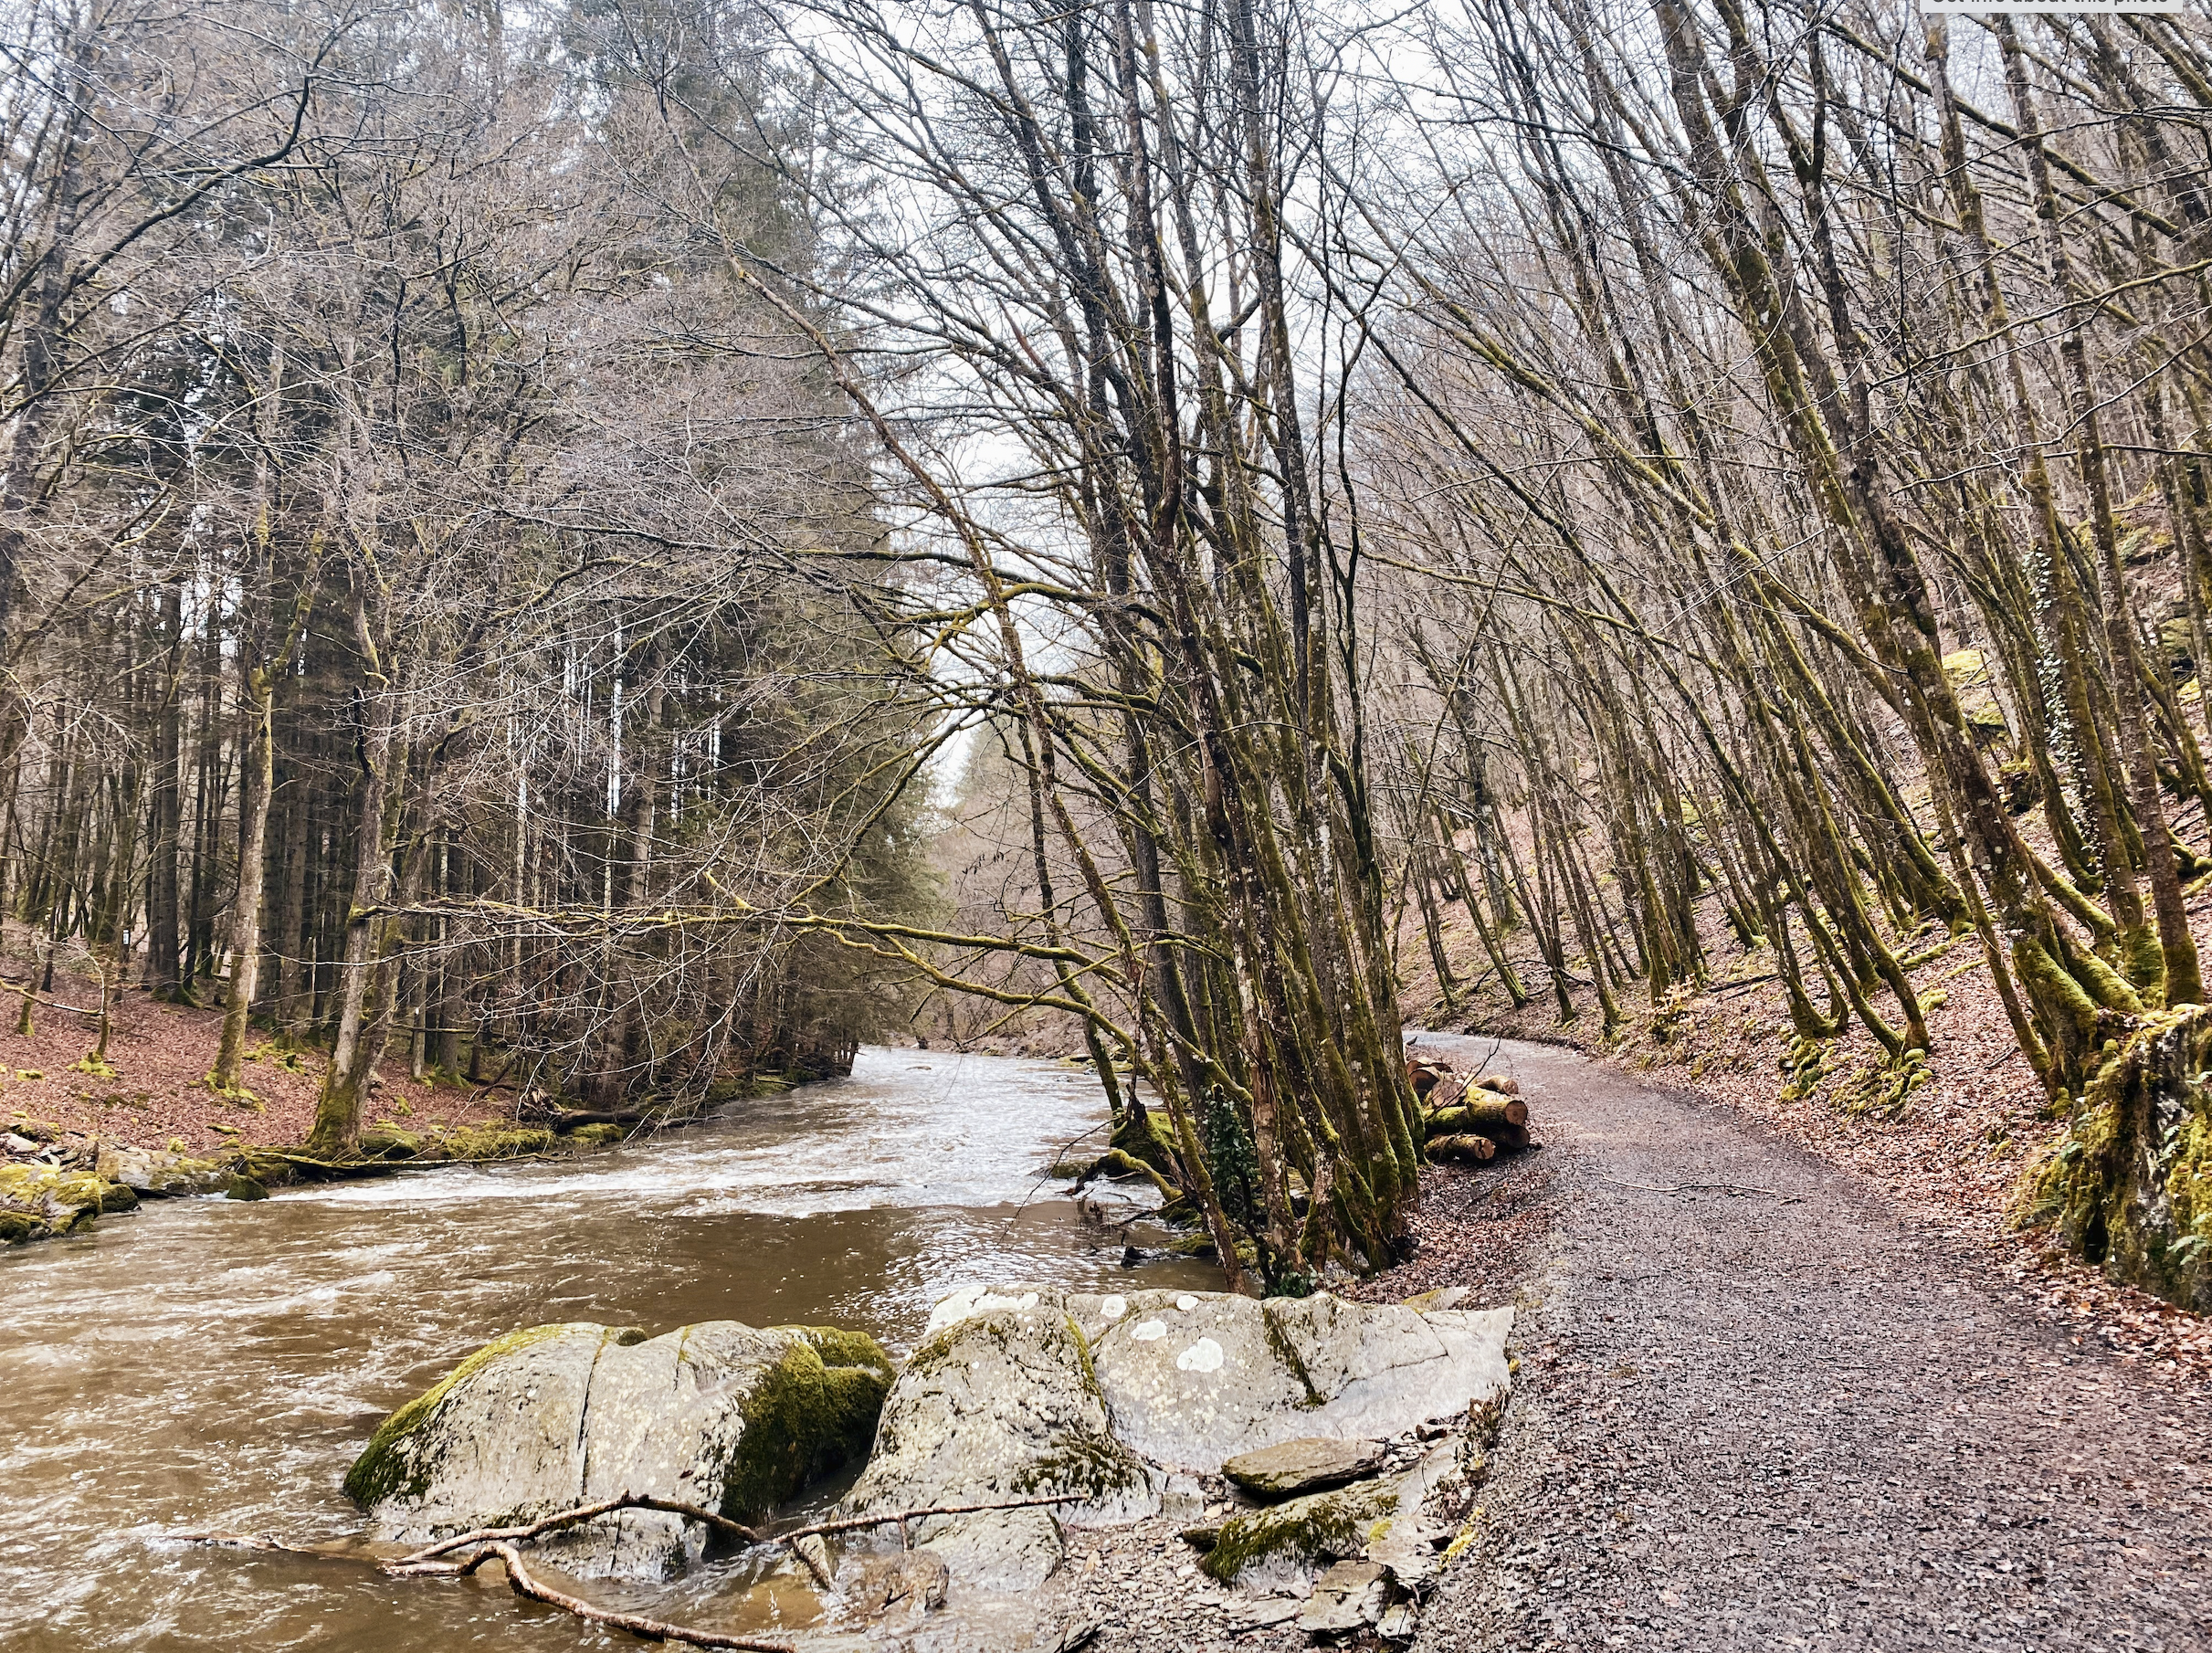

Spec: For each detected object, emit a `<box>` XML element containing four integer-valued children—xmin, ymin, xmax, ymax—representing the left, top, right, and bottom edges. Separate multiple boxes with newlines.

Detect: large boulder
<box><xmin>347</xmin><ymin>1320</ymin><xmax>893</xmax><ymax>1578</ymax></box>
<box><xmin>1087</xmin><ymin>1289</ymin><xmax>1511</xmax><ymax>1472</ymax></box>
<box><xmin>94</xmin><ymin>1141</ymin><xmax>227</xmax><ymax>1196</ymax></box>
<box><xmin>841</xmin><ymin>1290</ymin><xmax>1155</xmax><ymax>1592</ymax></box>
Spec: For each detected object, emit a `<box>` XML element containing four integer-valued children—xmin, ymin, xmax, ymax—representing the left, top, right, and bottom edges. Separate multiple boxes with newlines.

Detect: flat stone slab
<box><xmin>1222</xmin><ymin>1436</ymin><xmax>1385</xmax><ymax>1500</ymax></box>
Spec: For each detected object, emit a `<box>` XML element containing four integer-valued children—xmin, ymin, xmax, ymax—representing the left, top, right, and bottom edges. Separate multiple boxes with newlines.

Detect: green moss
<box><xmin>344</xmin><ymin>1323</ymin><xmax>630</xmax><ymax>1509</ymax></box>
<box><xmin>709</xmin><ymin>1325</ymin><xmax>895</xmax><ymax>1521</ymax></box>
<box><xmin>2020</xmin><ymin>1005</ymin><xmax>2212</xmax><ymax>1311</ymax></box>
<box><xmin>1199</xmin><ymin>1479</ymin><xmax>1399</xmax><ymax>1584</ymax></box>
<box><xmin>568</xmin><ymin>1122</ymin><xmax>627</xmax><ymax>1146</ymax></box>
<box><xmin>428</xmin><ymin>1124</ymin><xmax>559</xmax><ymax>1161</ymax></box>
<box><xmin>361</xmin><ymin>1125</ymin><xmax>424</xmax><ymax>1160</ymax></box>
<box><xmin>224</xmin><ymin>1174</ymin><xmax>269</xmax><ymax>1201</ymax></box>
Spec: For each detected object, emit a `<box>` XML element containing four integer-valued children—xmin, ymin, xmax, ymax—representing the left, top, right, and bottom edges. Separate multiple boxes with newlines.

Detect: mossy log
<box><xmin>1424</xmin><ymin>1096</ymin><xmax>1526</xmax><ymax>1134</ymax></box>
<box><xmin>1471</xmin><ymin>1075</ymin><xmax>1521</xmax><ymax>1098</ymax></box>
<box><xmin>1427</xmin><ymin>1133</ymin><xmax>1497</xmax><ymax>1163</ymax></box>
<box><xmin>1074</xmin><ymin>1146</ymin><xmax>1181</xmax><ymax>1202</ymax></box>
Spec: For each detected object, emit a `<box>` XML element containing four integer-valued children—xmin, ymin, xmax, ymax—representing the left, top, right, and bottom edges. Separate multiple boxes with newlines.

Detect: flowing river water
<box><xmin>2</xmin><ymin>1047</ymin><xmax>1218</xmax><ymax>1651</ymax></box>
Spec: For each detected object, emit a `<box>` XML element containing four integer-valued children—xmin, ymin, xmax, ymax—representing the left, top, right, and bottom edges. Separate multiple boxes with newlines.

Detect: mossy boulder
<box><xmin>360</xmin><ymin>1125</ymin><xmax>424</xmax><ymax>1161</ymax></box>
<box><xmin>347</xmin><ymin>1319</ymin><xmax>892</xmax><ymax>1579</ymax></box>
<box><xmin>2018</xmin><ymin>1005</ymin><xmax>2212</xmax><ymax>1311</ymax></box>
<box><xmin>568</xmin><ymin>1121</ymin><xmax>627</xmax><ymax>1146</ymax></box>
<box><xmin>842</xmin><ymin>1293</ymin><xmax>1156</xmax><ymax>1592</ymax></box>
<box><xmin>94</xmin><ymin>1142</ymin><xmax>227</xmax><ymax>1195</ymax></box>
<box><xmin>0</xmin><ymin>1163</ymin><xmax>132</xmax><ymax>1242</ymax></box>
<box><xmin>1200</xmin><ymin>1477</ymin><xmax>1401</xmax><ymax>1592</ymax></box>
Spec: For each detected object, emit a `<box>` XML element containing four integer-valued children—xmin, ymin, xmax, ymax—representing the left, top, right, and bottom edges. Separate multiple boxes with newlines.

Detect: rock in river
<box><xmin>839</xmin><ymin>1291</ymin><xmax>1155</xmax><ymax>1592</ymax></box>
<box><xmin>346</xmin><ymin>1319</ymin><xmax>893</xmax><ymax>1578</ymax></box>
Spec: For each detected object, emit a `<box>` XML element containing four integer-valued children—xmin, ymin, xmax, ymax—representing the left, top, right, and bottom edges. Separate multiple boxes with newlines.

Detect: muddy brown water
<box><xmin>1</xmin><ymin>1047</ymin><xmax>1217</xmax><ymax>1651</ymax></box>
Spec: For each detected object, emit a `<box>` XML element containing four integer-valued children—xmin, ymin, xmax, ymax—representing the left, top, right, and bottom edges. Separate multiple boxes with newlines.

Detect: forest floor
<box><xmin>1395</xmin><ymin>866</ymin><xmax>2212</xmax><ymax>1384</ymax></box>
<box><xmin>0</xmin><ymin>925</ymin><xmax>512</xmax><ymax>1158</ymax></box>
<box><xmin>1357</xmin><ymin>1035</ymin><xmax>2211</xmax><ymax>1653</ymax></box>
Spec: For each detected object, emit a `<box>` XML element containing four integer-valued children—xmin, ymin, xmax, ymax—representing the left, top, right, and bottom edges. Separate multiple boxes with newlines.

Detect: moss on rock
<box><xmin>710</xmin><ymin>1325</ymin><xmax>896</xmax><ymax>1521</ymax></box>
<box><xmin>344</xmin><ymin>1322</ymin><xmax>625</xmax><ymax>1509</ymax></box>
<box><xmin>361</xmin><ymin>1125</ymin><xmax>424</xmax><ymax>1160</ymax></box>
<box><xmin>568</xmin><ymin>1121</ymin><xmax>627</xmax><ymax>1147</ymax></box>
<box><xmin>425</xmin><ymin>1123</ymin><xmax>560</xmax><ymax>1161</ymax></box>
<box><xmin>1199</xmin><ymin>1477</ymin><xmax>1400</xmax><ymax>1586</ymax></box>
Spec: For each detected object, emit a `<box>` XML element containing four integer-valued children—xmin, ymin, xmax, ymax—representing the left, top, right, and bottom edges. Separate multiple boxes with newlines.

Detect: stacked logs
<box><xmin>1406</xmin><ymin>1058</ymin><xmax>1531</xmax><ymax>1163</ymax></box>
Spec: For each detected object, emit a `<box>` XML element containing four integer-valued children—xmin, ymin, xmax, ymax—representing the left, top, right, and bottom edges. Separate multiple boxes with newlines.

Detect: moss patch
<box><xmin>2019</xmin><ymin>1005</ymin><xmax>2212</xmax><ymax>1311</ymax></box>
<box><xmin>709</xmin><ymin>1325</ymin><xmax>895</xmax><ymax>1521</ymax></box>
<box><xmin>1199</xmin><ymin>1478</ymin><xmax>1399</xmax><ymax>1585</ymax></box>
<box><xmin>423</xmin><ymin>1124</ymin><xmax>559</xmax><ymax>1161</ymax></box>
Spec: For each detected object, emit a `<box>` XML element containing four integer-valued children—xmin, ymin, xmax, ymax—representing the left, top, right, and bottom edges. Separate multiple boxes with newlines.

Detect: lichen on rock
<box><xmin>841</xmin><ymin>1295</ymin><xmax>1156</xmax><ymax>1592</ymax></box>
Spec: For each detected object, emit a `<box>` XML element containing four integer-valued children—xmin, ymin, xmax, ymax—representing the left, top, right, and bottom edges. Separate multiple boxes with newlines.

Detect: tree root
<box><xmin>1071</xmin><ymin>1147</ymin><xmax>1180</xmax><ymax>1202</ymax></box>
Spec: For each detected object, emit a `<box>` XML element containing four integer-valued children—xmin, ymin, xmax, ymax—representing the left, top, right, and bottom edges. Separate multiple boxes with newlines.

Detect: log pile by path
<box><xmin>1406</xmin><ymin>1058</ymin><xmax>1533</xmax><ymax>1163</ymax></box>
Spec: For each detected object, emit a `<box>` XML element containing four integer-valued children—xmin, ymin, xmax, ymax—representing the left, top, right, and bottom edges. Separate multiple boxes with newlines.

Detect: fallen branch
<box><xmin>437</xmin><ymin>1540</ymin><xmax>794</xmax><ymax>1652</ymax></box>
<box><xmin>395</xmin><ymin>1491</ymin><xmax>759</xmax><ymax>1565</ymax></box>
<box><xmin>181</xmin><ymin>1488</ymin><xmax>1093</xmax><ymax>1653</ymax></box>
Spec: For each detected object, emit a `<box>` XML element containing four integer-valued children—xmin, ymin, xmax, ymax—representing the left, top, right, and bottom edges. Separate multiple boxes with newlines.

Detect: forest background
<box><xmin>5</xmin><ymin>0</ymin><xmax>2212</xmax><ymax>1315</ymax></box>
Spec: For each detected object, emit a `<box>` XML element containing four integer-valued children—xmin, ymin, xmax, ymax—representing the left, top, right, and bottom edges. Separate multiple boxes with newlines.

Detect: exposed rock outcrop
<box><xmin>850</xmin><ymin>1281</ymin><xmax>1512</xmax><ymax>1608</ymax></box>
<box><xmin>346</xmin><ymin>1319</ymin><xmax>894</xmax><ymax>1578</ymax></box>
<box><xmin>1088</xmin><ymin>1288</ymin><xmax>1512</xmax><ymax>1471</ymax></box>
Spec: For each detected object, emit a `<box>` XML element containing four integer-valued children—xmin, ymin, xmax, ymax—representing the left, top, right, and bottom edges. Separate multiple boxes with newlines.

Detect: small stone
<box><xmin>1298</xmin><ymin>1560</ymin><xmax>1392</xmax><ymax>1634</ymax></box>
<box><xmin>1222</xmin><ymin>1436</ymin><xmax>1386</xmax><ymax>1500</ymax></box>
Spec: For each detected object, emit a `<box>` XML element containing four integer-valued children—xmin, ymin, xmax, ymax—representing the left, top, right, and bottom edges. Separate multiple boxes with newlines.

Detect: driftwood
<box><xmin>181</xmin><ymin>1488</ymin><xmax>1093</xmax><ymax>1651</ymax></box>
<box><xmin>393</xmin><ymin>1491</ymin><xmax>760</xmax><ymax>1565</ymax></box>
<box><xmin>1071</xmin><ymin>1146</ymin><xmax>1180</xmax><ymax>1203</ymax></box>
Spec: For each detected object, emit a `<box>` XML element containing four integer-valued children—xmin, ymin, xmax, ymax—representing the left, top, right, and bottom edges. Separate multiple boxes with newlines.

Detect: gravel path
<box><xmin>1407</xmin><ymin>1035</ymin><xmax>2210</xmax><ymax>1653</ymax></box>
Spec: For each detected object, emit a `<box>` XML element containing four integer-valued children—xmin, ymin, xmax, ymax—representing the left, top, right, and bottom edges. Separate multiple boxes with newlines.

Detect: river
<box><xmin>1</xmin><ymin>1047</ymin><xmax>1217</xmax><ymax>1651</ymax></box>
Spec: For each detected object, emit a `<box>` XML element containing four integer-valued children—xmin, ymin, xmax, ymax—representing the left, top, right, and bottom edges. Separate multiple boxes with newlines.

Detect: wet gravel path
<box><xmin>1410</xmin><ymin>1035</ymin><xmax>2211</xmax><ymax>1653</ymax></box>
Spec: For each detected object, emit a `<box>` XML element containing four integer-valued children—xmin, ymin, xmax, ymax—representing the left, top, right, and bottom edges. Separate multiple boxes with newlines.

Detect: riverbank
<box><xmin>1395</xmin><ymin>873</ymin><xmax>2212</xmax><ymax>1381</ymax></box>
<box><xmin>0</xmin><ymin>924</ymin><xmax>519</xmax><ymax>1160</ymax></box>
